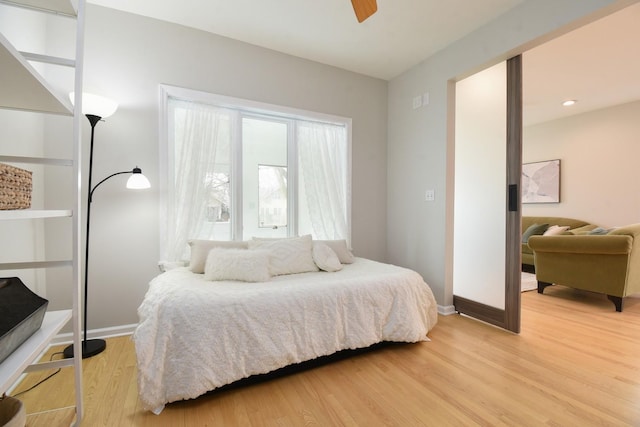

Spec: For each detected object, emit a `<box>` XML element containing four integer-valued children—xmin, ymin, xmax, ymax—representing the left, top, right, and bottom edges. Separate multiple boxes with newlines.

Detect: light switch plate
<box><xmin>412</xmin><ymin>96</ymin><xmax>422</xmax><ymax>109</ymax></box>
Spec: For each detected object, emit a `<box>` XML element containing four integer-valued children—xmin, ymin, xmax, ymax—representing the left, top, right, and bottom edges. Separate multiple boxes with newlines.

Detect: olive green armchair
<box><xmin>528</xmin><ymin>223</ymin><xmax>640</xmax><ymax>312</ymax></box>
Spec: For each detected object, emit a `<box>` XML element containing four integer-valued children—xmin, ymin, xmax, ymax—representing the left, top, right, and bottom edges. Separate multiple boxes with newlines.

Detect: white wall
<box><xmin>53</xmin><ymin>5</ymin><xmax>388</xmax><ymax>331</ymax></box>
<box><xmin>387</xmin><ymin>0</ymin><xmax>633</xmax><ymax>309</ymax></box>
<box><xmin>523</xmin><ymin>100</ymin><xmax>640</xmax><ymax>227</ymax></box>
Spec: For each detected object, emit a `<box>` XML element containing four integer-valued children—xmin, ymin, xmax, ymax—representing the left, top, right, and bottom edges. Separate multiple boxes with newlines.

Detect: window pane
<box><xmin>258</xmin><ymin>165</ymin><xmax>287</xmax><ymax>228</ymax></box>
<box><xmin>242</xmin><ymin>117</ymin><xmax>288</xmax><ymax>239</ymax></box>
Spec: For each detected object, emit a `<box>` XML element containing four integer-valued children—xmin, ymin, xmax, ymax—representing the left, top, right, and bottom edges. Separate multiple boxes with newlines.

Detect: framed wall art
<box><xmin>522</xmin><ymin>159</ymin><xmax>560</xmax><ymax>203</ymax></box>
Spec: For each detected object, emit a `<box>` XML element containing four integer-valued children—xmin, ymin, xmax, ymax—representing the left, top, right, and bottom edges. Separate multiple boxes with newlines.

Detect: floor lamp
<box><xmin>63</xmin><ymin>93</ymin><xmax>151</xmax><ymax>359</ymax></box>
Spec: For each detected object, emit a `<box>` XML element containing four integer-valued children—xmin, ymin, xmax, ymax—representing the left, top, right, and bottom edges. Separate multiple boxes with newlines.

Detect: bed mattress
<box><xmin>133</xmin><ymin>257</ymin><xmax>438</xmax><ymax>414</ymax></box>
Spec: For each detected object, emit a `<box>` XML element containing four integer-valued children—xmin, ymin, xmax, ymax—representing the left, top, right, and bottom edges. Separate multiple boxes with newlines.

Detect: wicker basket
<box><xmin>0</xmin><ymin>163</ymin><xmax>32</xmax><ymax>210</ymax></box>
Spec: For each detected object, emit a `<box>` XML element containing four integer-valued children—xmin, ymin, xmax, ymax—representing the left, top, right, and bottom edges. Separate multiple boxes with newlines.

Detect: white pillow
<box><xmin>312</xmin><ymin>243</ymin><xmax>343</xmax><ymax>272</ymax></box>
<box><xmin>188</xmin><ymin>240</ymin><xmax>249</xmax><ymax>273</ymax></box>
<box><xmin>248</xmin><ymin>235</ymin><xmax>318</xmax><ymax>276</ymax></box>
<box><xmin>204</xmin><ymin>248</ymin><xmax>271</xmax><ymax>282</ymax></box>
<box><xmin>543</xmin><ymin>225</ymin><xmax>570</xmax><ymax>236</ymax></box>
<box><xmin>312</xmin><ymin>240</ymin><xmax>355</xmax><ymax>264</ymax></box>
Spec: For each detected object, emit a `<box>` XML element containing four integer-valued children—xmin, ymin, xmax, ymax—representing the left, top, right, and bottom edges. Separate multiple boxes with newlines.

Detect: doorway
<box><xmin>451</xmin><ymin>4</ymin><xmax>639</xmax><ymax>331</ymax></box>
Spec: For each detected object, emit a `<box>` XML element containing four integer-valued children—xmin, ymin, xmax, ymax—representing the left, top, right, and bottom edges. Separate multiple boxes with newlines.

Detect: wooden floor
<box><xmin>11</xmin><ymin>286</ymin><xmax>640</xmax><ymax>426</ymax></box>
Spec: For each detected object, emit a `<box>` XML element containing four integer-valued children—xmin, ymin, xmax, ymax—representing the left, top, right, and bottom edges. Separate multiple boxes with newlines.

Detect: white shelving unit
<box><xmin>0</xmin><ymin>0</ymin><xmax>85</xmax><ymax>425</ymax></box>
<box><xmin>0</xmin><ymin>310</ymin><xmax>72</xmax><ymax>391</ymax></box>
<box><xmin>0</xmin><ymin>209</ymin><xmax>73</xmax><ymax>220</ymax></box>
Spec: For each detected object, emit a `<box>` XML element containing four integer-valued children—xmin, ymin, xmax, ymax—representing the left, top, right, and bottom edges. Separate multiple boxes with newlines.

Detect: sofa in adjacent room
<box><xmin>528</xmin><ymin>223</ymin><xmax>640</xmax><ymax>312</ymax></box>
<box><xmin>521</xmin><ymin>216</ymin><xmax>596</xmax><ymax>271</ymax></box>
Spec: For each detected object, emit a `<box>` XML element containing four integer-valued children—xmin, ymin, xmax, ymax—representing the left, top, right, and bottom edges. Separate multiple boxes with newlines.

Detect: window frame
<box><xmin>159</xmin><ymin>84</ymin><xmax>352</xmax><ymax>258</ymax></box>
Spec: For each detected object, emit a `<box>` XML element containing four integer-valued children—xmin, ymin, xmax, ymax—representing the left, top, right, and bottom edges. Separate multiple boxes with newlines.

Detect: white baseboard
<box><xmin>438</xmin><ymin>304</ymin><xmax>456</xmax><ymax>316</ymax></box>
<box><xmin>51</xmin><ymin>323</ymin><xmax>137</xmax><ymax>346</ymax></box>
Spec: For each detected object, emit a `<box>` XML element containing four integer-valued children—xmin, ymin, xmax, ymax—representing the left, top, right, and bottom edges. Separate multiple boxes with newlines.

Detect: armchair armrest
<box><xmin>528</xmin><ymin>235</ymin><xmax>632</xmax><ymax>255</ymax></box>
<box><xmin>608</xmin><ymin>223</ymin><xmax>640</xmax><ymax>238</ymax></box>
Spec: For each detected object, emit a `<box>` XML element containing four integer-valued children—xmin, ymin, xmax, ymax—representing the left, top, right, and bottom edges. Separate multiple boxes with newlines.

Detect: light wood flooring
<box><xmin>11</xmin><ymin>286</ymin><xmax>640</xmax><ymax>426</ymax></box>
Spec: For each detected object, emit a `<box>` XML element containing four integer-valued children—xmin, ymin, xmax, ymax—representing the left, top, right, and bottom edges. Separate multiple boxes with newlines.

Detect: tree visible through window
<box><xmin>204</xmin><ymin>172</ymin><xmax>230</xmax><ymax>222</ymax></box>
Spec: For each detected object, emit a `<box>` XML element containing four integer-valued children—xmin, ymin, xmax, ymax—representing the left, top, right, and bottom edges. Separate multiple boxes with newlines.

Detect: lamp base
<box><xmin>63</xmin><ymin>339</ymin><xmax>106</xmax><ymax>359</ymax></box>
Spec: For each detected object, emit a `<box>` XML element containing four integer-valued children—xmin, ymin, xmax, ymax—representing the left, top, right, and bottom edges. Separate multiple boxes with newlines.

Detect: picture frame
<box><xmin>522</xmin><ymin>159</ymin><xmax>560</xmax><ymax>203</ymax></box>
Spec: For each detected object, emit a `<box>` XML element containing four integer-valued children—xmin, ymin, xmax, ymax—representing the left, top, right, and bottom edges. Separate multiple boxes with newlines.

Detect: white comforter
<box><xmin>133</xmin><ymin>258</ymin><xmax>438</xmax><ymax>414</ymax></box>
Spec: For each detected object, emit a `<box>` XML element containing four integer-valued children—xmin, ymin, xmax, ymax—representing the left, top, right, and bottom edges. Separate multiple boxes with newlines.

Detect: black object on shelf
<box><xmin>0</xmin><ymin>277</ymin><xmax>48</xmax><ymax>364</ymax></box>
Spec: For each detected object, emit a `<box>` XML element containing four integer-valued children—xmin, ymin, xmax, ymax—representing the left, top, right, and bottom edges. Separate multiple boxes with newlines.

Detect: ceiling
<box><xmin>88</xmin><ymin>0</ymin><xmax>640</xmax><ymax>125</ymax></box>
<box><xmin>523</xmin><ymin>2</ymin><xmax>640</xmax><ymax>125</ymax></box>
<box><xmin>87</xmin><ymin>0</ymin><xmax>523</xmax><ymax>80</ymax></box>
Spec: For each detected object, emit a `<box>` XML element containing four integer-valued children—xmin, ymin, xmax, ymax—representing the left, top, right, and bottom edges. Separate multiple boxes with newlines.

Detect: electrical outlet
<box><xmin>425</xmin><ymin>189</ymin><xmax>435</xmax><ymax>202</ymax></box>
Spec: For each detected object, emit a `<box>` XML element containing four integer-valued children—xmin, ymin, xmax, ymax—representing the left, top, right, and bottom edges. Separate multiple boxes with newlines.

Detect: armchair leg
<box><xmin>537</xmin><ymin>281</ymin><xmax>552</xmax><ymax>294</ymax></box>
<box><xmin>607</xmin><ymin>295</ymin><xmax>623</xmax><ymax>312</ymax></box>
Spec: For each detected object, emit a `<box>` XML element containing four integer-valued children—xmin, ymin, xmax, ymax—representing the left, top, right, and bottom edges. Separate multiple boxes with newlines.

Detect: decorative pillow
<box><xmin>188</xmin><ymin>240</ymin><xmax>249</xmax><ymax>273</ymax></box>
<box><xmin>568</xmin><ymin>224</ymin><xmax>597</xmax><ymax>234</ymax></box>
<box><xmin>312</xmin><ymin>243</ymin><xmax>343</xmax><ymax>272</ymax></box>
<box><xmin>312</xmin><ymin>240</ymin><xmax>355</xmax><ymax>264</ymax></box>
<box><xmin>204</xmin><ymin>248</ymin><xmax>271</xmax><ymax>282</ymax></box>
<box><xmin>522</xmin><ymin>223</ymin><xmax>549</xmax><ymax>243</ymax></box>
<box><xmin>248</xmin><ymin>235</ymin><xmax>318</xmax><ymax>276</ymax></box>
<box><xmin>543</xmin><ymin>225</ymin><xmax>570</xmax><ymax>236</ymax></box>
<box><xmin>588</xmin><ymin>227</ymin><xmax>609</xmax><ymax>235</ymax></box>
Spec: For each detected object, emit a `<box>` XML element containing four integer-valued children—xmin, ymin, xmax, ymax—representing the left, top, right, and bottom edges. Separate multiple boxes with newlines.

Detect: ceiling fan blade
<box><xmin>351</xmin><ymin>0</ymin><xmax>377</xmax><ymax>23</ymax></box>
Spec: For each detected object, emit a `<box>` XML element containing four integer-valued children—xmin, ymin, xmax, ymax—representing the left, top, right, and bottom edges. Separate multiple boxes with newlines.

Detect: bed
<box><xmin>133</xmin><ymin>238</ymin><xmax>438</xmax><ymax>414</ymax></box>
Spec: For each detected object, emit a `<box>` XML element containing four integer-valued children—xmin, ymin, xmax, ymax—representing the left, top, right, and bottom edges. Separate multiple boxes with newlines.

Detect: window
<box><xmin>160</xmin><ymin>85</ymin><xmax>351</xmax><ymax>262</ymax></box>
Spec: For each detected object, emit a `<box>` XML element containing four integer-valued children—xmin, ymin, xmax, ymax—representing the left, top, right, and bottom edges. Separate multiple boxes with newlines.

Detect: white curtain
<box><xmin>164</xmin><ymin>100</ymin><xmax>234</xmax><ymax>262</ymax></box>
<box><xmin>162</xmin><ymin>100</ymin><xmax>349</xmax><ymax>263</ymax></box>
<box><xmin>297</xmin><ymin>120</ymin><xmax>348</xmax><ymax>240</ymax></box>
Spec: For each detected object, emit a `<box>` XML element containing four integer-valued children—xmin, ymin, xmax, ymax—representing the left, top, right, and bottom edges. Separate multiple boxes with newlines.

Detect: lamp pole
<box><xmin>64</xmin><ymin>114</ymin><xmax>106</xmax><ymax>359</ymax></box>
<box><xmin>81</xmin><ymin>114</ymin><xmax>106</xmax><ymax>357</ymax></box>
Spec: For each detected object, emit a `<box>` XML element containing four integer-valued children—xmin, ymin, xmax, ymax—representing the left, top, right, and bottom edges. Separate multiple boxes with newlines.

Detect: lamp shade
<box><xmin>69</xmin><ymin>92</ymin><xmax>118</xmax><ymax>118</ymax></box>
<box><xmin>126</xmin><ymin>168</ymin><xmax>151</xmax><ymax>190</ymax></box>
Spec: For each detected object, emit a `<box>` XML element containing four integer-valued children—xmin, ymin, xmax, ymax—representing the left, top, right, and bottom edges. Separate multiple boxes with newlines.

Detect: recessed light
<box><xmin>562</xmin><ymin>100</ymin><xmax>577</xmax><ymax>107</ymax></box>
